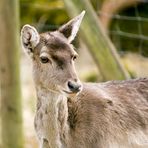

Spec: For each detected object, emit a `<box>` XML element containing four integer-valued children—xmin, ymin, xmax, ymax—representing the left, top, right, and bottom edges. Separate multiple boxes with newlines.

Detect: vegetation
<box><xmin>20</xmin><ymin>0</ymin><xmax>68</xmax><ymax>32</ymax></box>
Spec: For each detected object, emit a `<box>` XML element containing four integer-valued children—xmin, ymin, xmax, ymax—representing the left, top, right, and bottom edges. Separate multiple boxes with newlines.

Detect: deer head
<box><xmin>21</xmin><ymin>11</ymin><xmax>85</xmax><ymax>96</ymax></box>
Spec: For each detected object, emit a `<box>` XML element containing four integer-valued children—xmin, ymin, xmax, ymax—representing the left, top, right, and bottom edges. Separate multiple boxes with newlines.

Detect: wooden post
<box><xmin>63</xmin><ymin>0</ymin><xmax>130</xmax><ymax>80</ymax></box>
<box><xmin>0</xmin><ymin>0</ymin><xmax>24</xmax><ymax>148</ymax></box>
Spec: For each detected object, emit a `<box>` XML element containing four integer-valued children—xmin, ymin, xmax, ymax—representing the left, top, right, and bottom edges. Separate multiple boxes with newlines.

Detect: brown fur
<box><xmin>21</xmin><ymin>12</ymin><xmax>148</xmax><ymax>148</ymax></box>
<box><xmin>67</xmin><ymin>79</ymin><xmax>148</xmax><ymax>148</ymax></box>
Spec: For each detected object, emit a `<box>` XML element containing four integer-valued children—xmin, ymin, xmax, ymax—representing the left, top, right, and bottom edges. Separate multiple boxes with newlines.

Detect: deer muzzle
<box><xmin>68</xmin><ymin>80</ymin><xmax>82</xmax><ymax>93</ymax></box>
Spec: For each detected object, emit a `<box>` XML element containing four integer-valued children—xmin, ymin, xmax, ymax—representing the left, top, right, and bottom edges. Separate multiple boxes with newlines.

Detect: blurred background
<box><xmin>0</xmin><ymin>0</ymin><xmax>148</xmax><ymax>147</ymax></box>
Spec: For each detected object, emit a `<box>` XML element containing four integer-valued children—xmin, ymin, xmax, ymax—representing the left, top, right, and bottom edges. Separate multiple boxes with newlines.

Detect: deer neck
<box><xmin>36</xmin><ymin>86</ymin><xmax>69</xmax><ymax>147</ymax></box>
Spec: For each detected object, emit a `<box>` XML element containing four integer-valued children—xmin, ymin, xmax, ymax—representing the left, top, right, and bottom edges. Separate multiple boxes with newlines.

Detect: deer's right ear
<box><xmin>21</xmin><ymin>25</ymin><xmax>40</xmax><ymax>57</ymax></box>
<box><xmin>59</xmin><ymin>11</ymin><xmax>85</xmax><ymax>43</ymax></box>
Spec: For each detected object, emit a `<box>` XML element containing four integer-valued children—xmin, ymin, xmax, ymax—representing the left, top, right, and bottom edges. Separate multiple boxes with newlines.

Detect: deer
<box><xmin>21</xmin><ymin>11</ymin><xmax>148</xmax><ymax>148</ymax></box>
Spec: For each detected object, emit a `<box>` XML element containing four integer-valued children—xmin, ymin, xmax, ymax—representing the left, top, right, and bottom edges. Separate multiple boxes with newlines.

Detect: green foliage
<box><xmin>84</xmin><ymin>72</ymin><xmax>99</xmax><ymax>82</ymax></box>
<box><xmin>20</xmin><ymin>0</ymin><xmax>69</xmax><ymax>32</ymax></box>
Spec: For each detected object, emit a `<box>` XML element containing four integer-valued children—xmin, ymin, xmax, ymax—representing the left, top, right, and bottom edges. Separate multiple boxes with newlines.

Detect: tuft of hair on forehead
<box><xmin>40</xmin><ymin>31</ymin><xmax>73</xmax><ymax>51</ymax></box>
<box><xmin>37</xmin><ymin>31</ymin><xmax>78</xmax><ymax>60</ymax></box>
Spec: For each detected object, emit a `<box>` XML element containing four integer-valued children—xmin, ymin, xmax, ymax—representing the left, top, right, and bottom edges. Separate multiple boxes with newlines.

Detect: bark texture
<box><xmin>0</xmin><ymin>0</ymin><xmax>24</xmax><ymax>148</ymax></box>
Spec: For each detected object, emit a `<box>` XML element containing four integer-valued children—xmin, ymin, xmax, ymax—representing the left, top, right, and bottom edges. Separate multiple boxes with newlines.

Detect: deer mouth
<box><xmin>62</xmin><ymin>89</ymin><xmax>78</xmax><ymax>95</ymax></box>
<box><xmin>62</xmin><ymin>88</ymin><xmax>82</xmax><ymax>96</ymax></box>
<box><xmin>58</xmin><ymin>85</ymin><xmax>82</xmax><ymax>95</ymax></box>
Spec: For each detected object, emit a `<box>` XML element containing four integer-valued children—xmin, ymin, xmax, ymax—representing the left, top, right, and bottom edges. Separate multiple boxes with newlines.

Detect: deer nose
<box><xmin>68</xmin><ymin>81</ymin><xmax>82</xmax><ymax>93</ymax></box>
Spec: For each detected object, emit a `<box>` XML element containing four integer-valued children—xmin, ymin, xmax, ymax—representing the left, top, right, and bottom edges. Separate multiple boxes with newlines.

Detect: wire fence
<box><xmin>98</xmin><ymin>0</ymin><xmax>148</xmax><ymax>56</ymax></box>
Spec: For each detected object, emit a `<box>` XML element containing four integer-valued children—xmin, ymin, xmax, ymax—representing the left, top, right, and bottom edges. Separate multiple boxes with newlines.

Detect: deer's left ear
<box><xmin>21</xmin><ymin>24</ymin><xmax>40</xmax><ymax>57</ymax></box>
<box><xmin>59</xmin><ymin>11</ymin><xmax>85</xmax><ymax>43</ymax></box>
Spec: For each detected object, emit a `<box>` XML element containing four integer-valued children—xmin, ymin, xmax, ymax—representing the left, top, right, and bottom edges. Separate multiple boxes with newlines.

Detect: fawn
<box><xmin>21</xmin><ymin>11</ymin><xmax>148</xmax><ymax>148</ymax></box>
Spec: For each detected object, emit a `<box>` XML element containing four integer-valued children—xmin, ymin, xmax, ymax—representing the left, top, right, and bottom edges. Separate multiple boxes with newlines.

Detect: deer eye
<box><xmin>72</xmin><ymin>55</ymin><xmax>77</xmax><ymax>61</ymax></box>
<box><xmin>40</xmin><ymin>56</ymin><xmax>49</xmax><ymax>64</ymax></box>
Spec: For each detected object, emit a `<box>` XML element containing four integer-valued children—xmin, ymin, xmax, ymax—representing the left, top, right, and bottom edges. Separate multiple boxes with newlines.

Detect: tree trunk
<box><xmin>99</xmin><ymin>0</ymin><xmax>141</xmax><ymax>30</ymax></box>
<box><xmin>63</xmin><ymin>0</ymin><xmax>129</xmax><ymax>80</ymax></box>
<box><xmin>0</xmin><ymin>0</ymin><xmax>24</xmax><ymax>148</ymax></box>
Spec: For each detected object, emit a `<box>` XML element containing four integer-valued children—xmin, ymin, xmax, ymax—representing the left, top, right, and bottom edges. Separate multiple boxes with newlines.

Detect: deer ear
<box><xmin>21</xmin><ymin>24</ymin><xmax>40</xmax><ymax>57</ymax></box>
<box><xmin>59</xmin><ymin>11</ymin><xmax>85</xmax><ymax>43</ymax></box>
